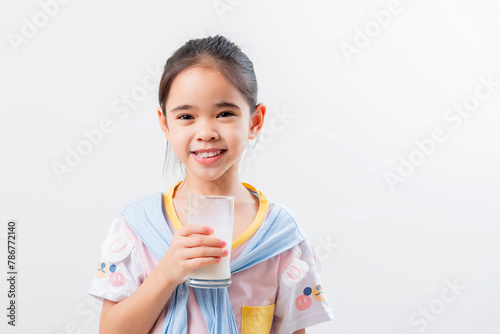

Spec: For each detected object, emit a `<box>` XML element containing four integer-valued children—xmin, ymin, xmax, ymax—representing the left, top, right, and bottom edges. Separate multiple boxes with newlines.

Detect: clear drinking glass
<box><xmin>186</xmin><ymin>195</ymin><xmax>234</xmax><ymax>288</ymax></box>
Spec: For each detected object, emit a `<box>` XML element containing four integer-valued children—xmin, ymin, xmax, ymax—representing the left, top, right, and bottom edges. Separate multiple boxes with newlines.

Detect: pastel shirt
<box><xmin>88</xmin><ymin>181</ymin><xmax>334</xmax><ymax>333</ymax></box>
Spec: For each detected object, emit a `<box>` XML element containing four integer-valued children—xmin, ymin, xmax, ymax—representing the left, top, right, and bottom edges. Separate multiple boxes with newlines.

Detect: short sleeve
<box><xmin>273</xmin><ymin>239</ymin><xmax>334</xmax><ymax>333</ymax></box>
<box><xmin>87</xmin><ymin>215</ymin><xmax>145</xmax><ymax>303</ymax></box>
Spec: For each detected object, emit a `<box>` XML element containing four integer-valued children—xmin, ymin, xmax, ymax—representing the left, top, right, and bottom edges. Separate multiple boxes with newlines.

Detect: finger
<box><xmin>184</xmin><ymin>246</ymin><xmax>228</xmax><ymax>260</ymax></box>
<box><xmin>187</xmin><ymin>256</ymin><xmax>222</xmax><ymax>269</ymax></box>
<box><xmin>177</xmin><ymin>224</ymin><xmax>214</xmax><ymax>237</ymax></box>
<box><xmin>183</xmin><ymin>234</ymin><xmax>227</xmax><ymax>248</ymax></box>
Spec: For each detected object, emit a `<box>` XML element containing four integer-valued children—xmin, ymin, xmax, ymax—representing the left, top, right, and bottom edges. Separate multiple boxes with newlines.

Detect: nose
<box><xmin>196</xmin><ymin>119</ymin><xmax>219</xmax><ymax>141</ymax></box>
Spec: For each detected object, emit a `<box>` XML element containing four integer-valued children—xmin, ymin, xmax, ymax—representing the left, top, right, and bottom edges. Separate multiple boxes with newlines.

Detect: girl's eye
<box><xmin>177</xmin><ymin>112</ymin><xmax>234</xmax><ymax>120</ymax></box>
<box><xmin>219</xmin><ymin>111</ymin><xmax>235</xmax><ymax>117</ymax></box>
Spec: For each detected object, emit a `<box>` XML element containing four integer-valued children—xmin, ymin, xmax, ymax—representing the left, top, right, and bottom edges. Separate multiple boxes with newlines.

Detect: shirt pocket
<box><xmin>241</xmin><ymin>303</ymin><xmax>275</xmax><ymax>334</ymax></box>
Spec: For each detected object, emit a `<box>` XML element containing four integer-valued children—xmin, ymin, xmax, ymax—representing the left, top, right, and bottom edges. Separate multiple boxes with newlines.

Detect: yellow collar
<box><xmin>163</xmin><ymin>181</ymin><xmax>269</xmax><ymax>249</ymax></box>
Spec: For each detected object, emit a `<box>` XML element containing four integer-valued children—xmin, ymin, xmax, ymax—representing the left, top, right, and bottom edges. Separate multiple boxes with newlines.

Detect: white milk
<box><xmin>187</xmin><ymin>196</ymin><xmax>234</xmax><ymax>285</ymax></box>
<box><xmin>188</xmin><ymin>248</ymin><xmax>232</xmax><ymax>280</ymax></box>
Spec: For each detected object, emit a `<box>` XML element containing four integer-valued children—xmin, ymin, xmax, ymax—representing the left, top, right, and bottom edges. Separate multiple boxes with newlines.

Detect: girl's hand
<box><xmin>157</xmin><ymin>224</ymin><xmax>228</xmax><ymax>286</ymax></box>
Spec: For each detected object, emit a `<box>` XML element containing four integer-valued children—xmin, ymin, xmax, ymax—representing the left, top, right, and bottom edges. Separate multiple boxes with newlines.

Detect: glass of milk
<box><xmin>186</xmin><ymin>195</ymin><xmax>234</xmax><ymax>289</ymax></box>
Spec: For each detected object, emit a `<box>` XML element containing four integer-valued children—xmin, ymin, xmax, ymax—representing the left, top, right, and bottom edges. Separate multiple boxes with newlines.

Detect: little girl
<box><xmin>88</xmin><ymin>35</ymin><xmax>333</xmax><ymax>334</ymax></box>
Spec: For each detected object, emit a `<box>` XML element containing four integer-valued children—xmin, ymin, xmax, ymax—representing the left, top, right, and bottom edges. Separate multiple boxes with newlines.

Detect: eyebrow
<box><xmin>170</xmin><ymin>102</ymin><xmax>241</xmax><ymax>112</ymax></box>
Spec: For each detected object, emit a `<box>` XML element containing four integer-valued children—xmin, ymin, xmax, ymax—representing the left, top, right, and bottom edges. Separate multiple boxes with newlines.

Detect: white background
<box><xmin>1</xmin><ymin>0</ymin><xmax>499</xmax><ymax>333</ymax></box>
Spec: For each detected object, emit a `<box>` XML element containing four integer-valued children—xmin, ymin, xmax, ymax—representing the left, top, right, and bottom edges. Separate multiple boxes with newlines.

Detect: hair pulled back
<box><xmin>158</xmin><ymin>35</ymin><xmax>258</xmax><ymax>117</ymax></box>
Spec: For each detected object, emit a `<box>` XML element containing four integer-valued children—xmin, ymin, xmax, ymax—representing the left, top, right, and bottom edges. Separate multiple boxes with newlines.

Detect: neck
<box><xmin>175</xmin><ymin>174</ymin><xmax>247</xmax><ymax>198</ymax></box>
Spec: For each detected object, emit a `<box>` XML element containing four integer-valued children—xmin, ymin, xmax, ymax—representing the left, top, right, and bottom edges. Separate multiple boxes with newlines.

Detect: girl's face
<box><xmin>158</xmin><ymin>66</ymin><xmax>265</xmax><ymax>183</ymax></box>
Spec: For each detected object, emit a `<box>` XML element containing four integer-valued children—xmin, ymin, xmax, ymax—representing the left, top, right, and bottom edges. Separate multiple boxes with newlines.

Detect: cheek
<box><xmin>168</xmin><ymin>131</ymin><xmax>191</xmax><ymax>154</ymax></box>
<box><xmin>227</xmin><ymin>127</ymin><xmax>249</xmax><ymax>148</ymax></box>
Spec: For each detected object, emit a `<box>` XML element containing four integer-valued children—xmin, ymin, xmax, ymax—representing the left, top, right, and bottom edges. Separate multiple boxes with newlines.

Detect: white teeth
<box><xmin>195</xmin><ymin>150</ymin><xmax>223</xmax><ymax>158</ymax></box>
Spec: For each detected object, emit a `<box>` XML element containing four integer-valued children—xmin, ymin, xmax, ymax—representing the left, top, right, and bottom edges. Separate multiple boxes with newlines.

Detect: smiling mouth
<box><xmin>191</xmin><ymin>149</ymin><xmax>227</xmax><ymax>158</ymax></box>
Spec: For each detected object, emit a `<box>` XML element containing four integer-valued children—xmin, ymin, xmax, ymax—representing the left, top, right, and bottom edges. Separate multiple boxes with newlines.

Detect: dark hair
<box><xmin>158</xmin><ymin>35</ymin><xmax>260</xmax><ymax>181</ymax></box>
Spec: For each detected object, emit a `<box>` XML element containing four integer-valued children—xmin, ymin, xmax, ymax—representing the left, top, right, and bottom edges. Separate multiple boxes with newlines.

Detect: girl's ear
<box><xmin>249</xmin><ymin>103</ymin><xmax>266</xmax><ymax>140</ymax></box>
<box><xmin>157</xmin><ymin>107</ymin><xmax>170</xmax><ymax>140</ymax></box>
